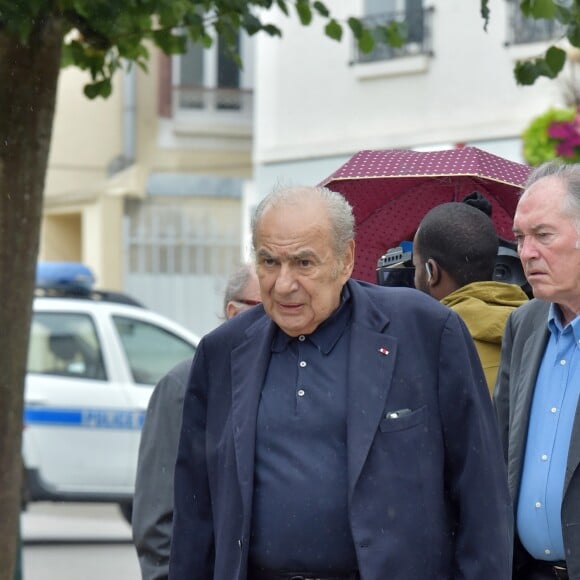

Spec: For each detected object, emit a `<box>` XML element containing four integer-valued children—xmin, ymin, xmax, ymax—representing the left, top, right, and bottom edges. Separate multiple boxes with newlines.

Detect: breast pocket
<box><xmin>379</xmin><ymin>405</ymin><xmax>427</xmax><ymax>433</ymax></box>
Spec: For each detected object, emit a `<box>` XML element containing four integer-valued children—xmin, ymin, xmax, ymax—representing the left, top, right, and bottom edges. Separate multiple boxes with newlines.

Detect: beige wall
<box><xmin>41</xmin><ymin>43</ymin><xmax>253</xmax><ymax>297</ymax></box>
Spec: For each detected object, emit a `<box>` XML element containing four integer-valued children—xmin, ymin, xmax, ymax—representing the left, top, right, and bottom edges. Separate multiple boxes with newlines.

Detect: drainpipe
<box><xmin>122</xmin><ymin>66</ymin><xmax>136</xmax><ymax>166</ymax></box>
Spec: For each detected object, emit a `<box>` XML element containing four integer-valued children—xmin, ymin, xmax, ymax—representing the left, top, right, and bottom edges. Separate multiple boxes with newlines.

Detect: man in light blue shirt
<box><xmin>495</xmin><ymin>160</ymin><xmax>580</xmax><ymax>580</ymax></box>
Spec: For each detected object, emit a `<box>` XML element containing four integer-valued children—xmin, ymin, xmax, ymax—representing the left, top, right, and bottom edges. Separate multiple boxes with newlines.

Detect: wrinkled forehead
<box><xmin>517</xmin><ymin>177</ymin><xmax>565</xmax><ymax>216</ymax></box>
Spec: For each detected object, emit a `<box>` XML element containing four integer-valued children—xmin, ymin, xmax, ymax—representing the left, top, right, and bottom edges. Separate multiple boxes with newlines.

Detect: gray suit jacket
<box><xmin>494</xmin><ymin>299</ymin><xmax>580</xmax><ymax>578</ymax></box>
<box><xmin>133</xmin><ymin>357</ymin><xmax>193</xmax><ymax>580</ymax></box>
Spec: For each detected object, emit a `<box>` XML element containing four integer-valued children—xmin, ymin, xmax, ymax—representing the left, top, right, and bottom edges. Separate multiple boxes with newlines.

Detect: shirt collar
<box><xmin>548</xmin><ymin>302</ymin><xmax>580</xmax><ymax>341</ymax></box>
<box><xmin>271</xmin><ymin>285</ymin><xmax>352</xmax><ymax>354</ymax></box>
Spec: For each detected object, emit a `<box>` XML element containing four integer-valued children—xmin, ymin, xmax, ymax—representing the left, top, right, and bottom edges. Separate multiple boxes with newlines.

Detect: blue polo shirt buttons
<box><xmin>298</xmin><ymin>335</ymin><xmax>306</xmax><ymax>341</ymax></box>
<box><xmin>299</xmin><ymin>361</ymin><xmax>307</xmax><ymax>368</ymax></box>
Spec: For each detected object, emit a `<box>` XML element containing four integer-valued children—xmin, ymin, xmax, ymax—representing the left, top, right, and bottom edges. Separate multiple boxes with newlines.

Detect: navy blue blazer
<box><xmin>169</xmin><ymin>279</ymin><xmax>512</xmax><ymax>580</ymax></box>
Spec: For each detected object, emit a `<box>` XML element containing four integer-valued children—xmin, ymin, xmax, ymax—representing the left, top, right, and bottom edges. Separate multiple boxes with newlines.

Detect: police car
<box><xmin>23</xmin><ymin>263</ymin><xmax>199</xmax><ymax>521</ymax></box>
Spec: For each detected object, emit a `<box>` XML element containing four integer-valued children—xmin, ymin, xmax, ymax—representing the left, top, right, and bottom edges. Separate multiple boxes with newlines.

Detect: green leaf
<box><xmin>544</xmin><ymin>45</ymin><xmax>566</xmax><ymax>76</ymax></box>
<box><xmin>276</xmin><ymin>0</ymin><xmax>289</xmax><ymax>16</ymax></box>
<box><xmin>382</xmin><ymin>21</ymin><xmax>406</xmax><ymax>48</ymax></box>
<box><xmin>358</xmin><ymin>28</ymin><xmax>375</xmax><ymax>54</ymax></box>
<box><xmin>567</xmin><ymin>22</ymin><xmax>580</xmax><ymax>47</ymax></box>
<box><xmin>324</xmin><ymin>19</ymin><xmax>342</xmax><ymax>41</ymax></box>
<box><xmin>61</xmin><ymin>40</ymin><xmax>85</xmax><ymax>68</ymax></box>
<box><xmin>243</xmin><ymin>13</ymin><xmax>263</xmax><ymax>35</ymax></box>
<box><xmin>295</xmin><ymin>0</ymin><xmax>312</xmax><ymax>25</ymax></box>
<box><xmin>514</xmin><ymin>46</ymin><xmax>566</xmax><ymax>85</ymax></box>
<box><xmin>514</xmin><ymin>60</ymin><xmax>539</xmax><ymax>85</ymax></box>
<box><xmin>520</xmin><ymin>0</ymin><xmax>557</xmax><ymax>20</ymax></box>
<box><xmin>347</xmin><ymin>17</ymin><xmax>364</xmax><ymax>39</ymax></box>
<box><xmin>262</xmin><ymin>24</ymin><xmax>282</xmax><ymax>37</ymax></box>
<box><xmin>200</xmin><ymin>33</ymin><xmax>213</xmax><ymax>49</ymax></box>
<box><xmin>83</xmin><ymin>78</ymin><xmax>112</xmax><ymax>99</ymax></box>
<box><xmin>152</xmin><ymin>29</ymin><xmax>187</xmax><ymax>54</ymax></box>
<box><xmin>313</xmin><ymin>1</ymin><xmax>330</xmax><ymax>17</ymax></box>
<box><xmin>480</xmin><ymin>0</ymin><xmax>490</xmax><ymax>32</ymax></box>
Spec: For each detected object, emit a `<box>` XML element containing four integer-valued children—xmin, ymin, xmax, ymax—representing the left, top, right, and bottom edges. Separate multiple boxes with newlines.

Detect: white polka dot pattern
<box><xmin>318</xmin><ymin>147</ymin><xmax>531</xmax><ymax>283</ymax></box>
<box><xmin>320</xmin><ymin>147</ymin><xmax>530</xmax><ymax>186</ymax></box>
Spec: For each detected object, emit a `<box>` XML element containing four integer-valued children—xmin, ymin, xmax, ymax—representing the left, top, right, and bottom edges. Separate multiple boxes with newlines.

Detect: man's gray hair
<box><xmin>524</xmin><ymin>161</ymin><xmax>580</xmax><ymax>227</ymax></box>
<box><xmin>250</xmin><ymin>185</ymin><xmax>355</xmax><ymax>257</ymax></box>
<box><xmin>223</xmin><ymin>263</ymin><xmax>255</xmax><ymax>317</ymax></box>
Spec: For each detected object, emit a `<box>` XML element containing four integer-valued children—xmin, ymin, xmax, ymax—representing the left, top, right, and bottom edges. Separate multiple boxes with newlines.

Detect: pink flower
<box><xmin>548</xmin><ymin>117</ymin><xmax>580</xmax><ymax>158</ymax></box>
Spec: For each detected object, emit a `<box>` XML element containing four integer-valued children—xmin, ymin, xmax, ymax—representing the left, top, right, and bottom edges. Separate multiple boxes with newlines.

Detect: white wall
<box><xmin>253</xmin><ymin>0</ymin><xmax>566</xmax><ymax>195</ymax></box>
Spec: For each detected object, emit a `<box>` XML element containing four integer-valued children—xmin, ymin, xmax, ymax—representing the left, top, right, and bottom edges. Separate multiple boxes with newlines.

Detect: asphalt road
<box><xmin>22</xmin><ymin>502</ymin><xmax>141</xmax><ymax>580</ymax></box>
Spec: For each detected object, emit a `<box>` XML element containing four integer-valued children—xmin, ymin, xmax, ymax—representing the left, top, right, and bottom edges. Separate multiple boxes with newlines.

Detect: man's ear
<box><xmin>426</xmin><ymin>259</ymin><xmax>440</xmax><ymax>286</ymax></box>
<box><xmin>226</xmin><ymin>301</ymin><xmax>239</xmax><ymax>320</ymax></box>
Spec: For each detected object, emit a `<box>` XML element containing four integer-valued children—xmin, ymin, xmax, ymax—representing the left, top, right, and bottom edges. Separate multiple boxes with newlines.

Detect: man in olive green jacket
<box><xmin>413</xmin><ymin>201</ymin><xmax>528</xmax><ymax>394</ymax></box>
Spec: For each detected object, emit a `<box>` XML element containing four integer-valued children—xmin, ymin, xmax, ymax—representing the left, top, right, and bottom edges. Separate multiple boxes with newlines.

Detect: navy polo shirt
<box><xmin>249</xmin><ymin>287</ymin><xmax>357</xmax><ymax>574</ymax></box>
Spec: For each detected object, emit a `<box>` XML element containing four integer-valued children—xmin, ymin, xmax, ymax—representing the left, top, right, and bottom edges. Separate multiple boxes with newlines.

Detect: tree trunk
<box><xmin>0</xmin><ymin>16</ymin><xmax>63</xmax><ymax>575</ymax></box>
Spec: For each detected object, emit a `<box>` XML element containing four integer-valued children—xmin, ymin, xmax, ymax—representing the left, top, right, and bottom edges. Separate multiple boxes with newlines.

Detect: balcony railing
<box><xmin>353</xmin><ymin>6</ymin><xmax>434</xmax><ymax>64</ymax></box>
<box><xmin>172</xmin><ymin>86</ymin><xmax>253</xmax><ymax>118</ymax></box>
<box><xmin>505</xmin><ymin>2</ymin><xmax>564</xmax><ymax>45</ymax></box>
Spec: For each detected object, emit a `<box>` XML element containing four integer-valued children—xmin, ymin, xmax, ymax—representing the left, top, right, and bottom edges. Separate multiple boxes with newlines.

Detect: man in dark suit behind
<box><xmin>169</xmin><ymin>185</ymin><xmax>512</xmax><ymax>580</ymax></box>
<box><xmin>495</xmin><ymin>161</ymin><xmax>580</xmax><ymax>580</ymax></box>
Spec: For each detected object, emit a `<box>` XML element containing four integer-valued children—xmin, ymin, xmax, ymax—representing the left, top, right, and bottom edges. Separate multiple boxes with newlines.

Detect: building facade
<box><xmin>252</xmin><ymin>0</ymin><xmax>568</xmax><ymax>196</ymax></box>
<box><xmin>42</xmin><ymin>34</ymin><xmax>254</xmax><ymax>336</ymax></box>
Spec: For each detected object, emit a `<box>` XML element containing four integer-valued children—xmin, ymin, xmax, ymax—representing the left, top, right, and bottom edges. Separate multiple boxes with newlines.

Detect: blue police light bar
<box><xmin>36</xmin><ymin>262</ymin><xmax>95</xmax><ymax>295</ymax></box>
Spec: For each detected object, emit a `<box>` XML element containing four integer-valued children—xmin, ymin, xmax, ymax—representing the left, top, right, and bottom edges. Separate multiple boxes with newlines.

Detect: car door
<box><xmin>24</xmin><ymin>309</ymin><xmax>137</xmax><ymax>496</ymax></box>
<box><xmin>108</xmin><ymin>312</ymin><xmax>197</xmax><ymax>487</ymax></box>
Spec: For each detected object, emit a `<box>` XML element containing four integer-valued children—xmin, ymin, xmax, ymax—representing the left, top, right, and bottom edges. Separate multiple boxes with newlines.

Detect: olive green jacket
<box><xmin>442</xmin><ymin>281</ymin><xmax>528</xmax><ymax>395</ymax></box>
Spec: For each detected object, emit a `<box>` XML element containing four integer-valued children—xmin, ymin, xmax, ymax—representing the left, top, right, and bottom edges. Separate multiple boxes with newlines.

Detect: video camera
<box><xmin>376</xmin><ymin>242</ymin><xmax>415</xmax><ymax>288</ymax></box>
<box><xmin>376</xmin><ymin>239</ymin><xmax>532</xmax><ymax>297</ymax></box>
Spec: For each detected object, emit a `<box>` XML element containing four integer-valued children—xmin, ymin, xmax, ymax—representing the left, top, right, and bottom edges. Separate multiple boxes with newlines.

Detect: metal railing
<box><xmin>353</xmin><ymin>6</ymin><xmax>434</xmax><ymax>64</ymax></box>
<box><xmin>172</xmin><ymin>86</ymin><xmax>253</xmax><ymax>117</ymax></box>
<box><xmin>505</xmin><ymin>2</ymin><xmax>564</xmax><ymax>45</ymax></box>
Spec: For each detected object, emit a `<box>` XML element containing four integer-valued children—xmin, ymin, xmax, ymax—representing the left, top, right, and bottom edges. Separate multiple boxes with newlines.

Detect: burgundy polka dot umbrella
<box><xmin>318</xmin><ymin>147</ymin><xmax>531</xmax><ymax>283</ymax></box>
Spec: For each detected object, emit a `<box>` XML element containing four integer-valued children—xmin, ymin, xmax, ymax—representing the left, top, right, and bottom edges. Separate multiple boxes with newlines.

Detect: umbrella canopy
<box><xmin>319</xmin><ymin>147</ymin><xmax>531</xmax><ymax>282</ymax></box>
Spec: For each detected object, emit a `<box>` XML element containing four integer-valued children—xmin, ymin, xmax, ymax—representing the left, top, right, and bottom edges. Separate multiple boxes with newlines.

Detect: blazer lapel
<box><xmin>346</xmin><ymin>321</ymin><xmax>397</xmax><ymax>499</ymax></box>
<box><xmin>231</xmin><ymin>317</ymin><xmax>276</xmax><ymax>526</ymax></box>
<box><xmin>509</xmin><ymin>318</ymin><xmax>549</xmax><ymax>496</ymax></box>
<box><xmin>345</xmin><ymin>282</ymin><xmax>395</xmax><ymax>499</ymax></box>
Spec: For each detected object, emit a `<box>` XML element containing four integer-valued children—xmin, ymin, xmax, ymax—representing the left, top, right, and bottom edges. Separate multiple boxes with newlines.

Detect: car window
<box><xmin>28</xmin><ymin>312</ymin><xmax>107</xmax><ymax>380</ymax></box>
<box><xmin>113</xmin><ymin>315</ymin><xmax>196</xmax><ymax>385</ymax></box>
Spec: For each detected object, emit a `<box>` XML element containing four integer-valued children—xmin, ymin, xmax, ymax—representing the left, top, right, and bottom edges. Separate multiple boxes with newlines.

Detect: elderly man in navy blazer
<box><xmin>169</xmin><ymin>185</ymin><xmax>512</xmax><ymax>580</ymax></box>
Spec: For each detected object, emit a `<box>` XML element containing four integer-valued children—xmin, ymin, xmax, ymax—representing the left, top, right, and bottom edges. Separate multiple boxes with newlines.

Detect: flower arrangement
<box><xmin>522</xmin><ymin>107</ymin><xmax>580</xmax><ymax>166</ymax></box>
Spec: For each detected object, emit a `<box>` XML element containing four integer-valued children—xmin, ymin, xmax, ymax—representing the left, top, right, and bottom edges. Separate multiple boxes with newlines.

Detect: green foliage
<box><xmin>522</xmin><ymin>107</ymin><xmax>579</xmax><ymax>165</ymax></box>
<box><xmin>520</xmin><ymin>0</ymin><xmax>557</xmax><ymax>20</ymax></box>
<box><xmin>481</xmin><ymin>0</ymin><xmax>490</xmax><ymax>31</ymax></box>
<box><xmin>324</xmin><ymin>19</ymin><xmax>342</xmax><ymax>42</ymax></box>
<box><xmin>481</xmin><ymin>0</ymin><xmax>580</xmax><ymax>85</ymax></box>
<box><xmin>5</xmin><ymin>0</ymin><xmax>578</xmax><ymax>95</ymax></box>
<box><xmin>0</xmin><ymin>0</ymin><xmax>388</xmax><ymax>99</ymax></box>
<box><xmin>381</xmin><ymin>21</ymin><xmax>407</xmax><ymax>49</ymax></box>
<box><xmin>295</xmin><ymin>0</ymin><xmax>312</xmax><ymax>26</ymax></box>
<box><xmin>514</xmin><ymin>45</ymin><xmax>566</xmax><ymax>85</ymax></box>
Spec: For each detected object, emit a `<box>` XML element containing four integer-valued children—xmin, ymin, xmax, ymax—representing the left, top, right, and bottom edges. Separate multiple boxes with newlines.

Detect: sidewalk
<box><xmin>22</xmin><ymin>502</ymin><xmax>132</xmax><ymax>543</ymax></box>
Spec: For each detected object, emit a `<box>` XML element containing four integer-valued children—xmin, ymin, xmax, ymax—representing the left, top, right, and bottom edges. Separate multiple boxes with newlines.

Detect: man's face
<box><xmin>227</xmin><ymin>271</ymin><xmax>262</xmax><ymax>319</ymax></box>
<box><xmin>513</xmin><ymin>176</ymin><xmax>580</xmax><ymax>314</ymax></box>
<box><xmin>254</xmin><ymin>199</ymin><xmax>354</xmax><ymax>336</ymax></box>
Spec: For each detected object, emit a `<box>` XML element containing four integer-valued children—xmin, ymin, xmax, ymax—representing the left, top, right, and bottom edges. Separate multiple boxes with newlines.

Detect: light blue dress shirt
<box><xmin>517</xmin><ymin>304</ymin><xmax>580</xmax><ymax>561</ymax></box>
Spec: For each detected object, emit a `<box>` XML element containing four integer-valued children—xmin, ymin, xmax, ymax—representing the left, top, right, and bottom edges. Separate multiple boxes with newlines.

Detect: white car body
<box><xmin>23</xmin><ymin>294</ymin><xmax>199</xmax><ymax>510</ymax></box>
